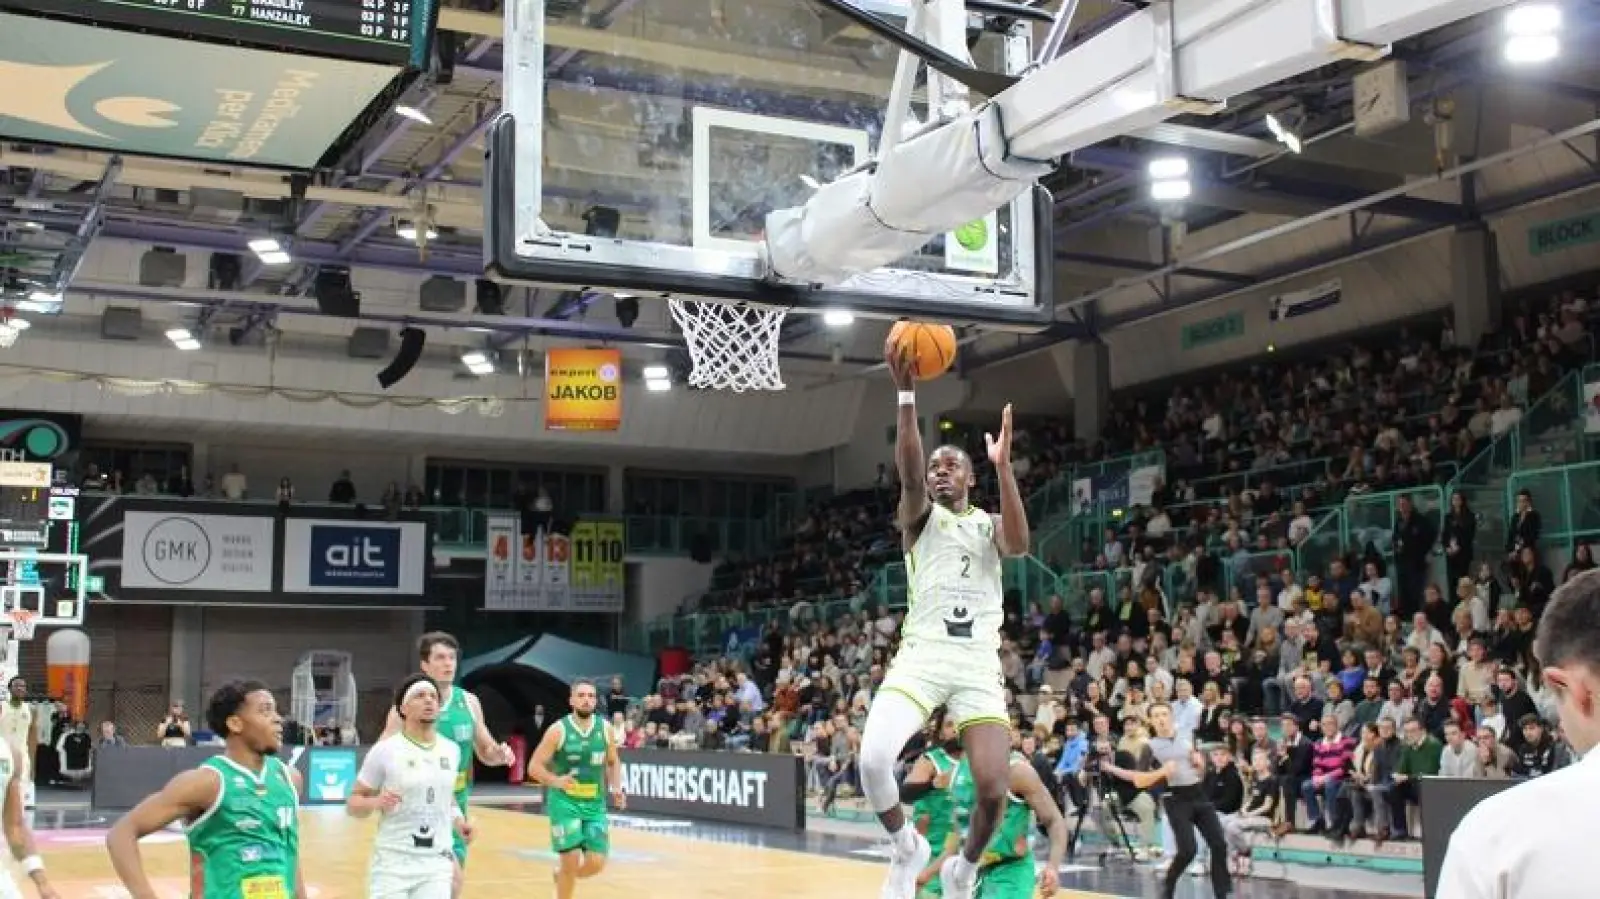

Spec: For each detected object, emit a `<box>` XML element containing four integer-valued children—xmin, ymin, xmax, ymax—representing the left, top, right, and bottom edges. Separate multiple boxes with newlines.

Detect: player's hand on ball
<box><xmin>884</xmin><ymin>334</ymin><xmax>915</xmax><ymax>389</ymax></box>
<box><xmin>377</xmin><ymin>789</ymin><xmax>402</xmax><ymax>812</ymax></box>
<box><xmin>985</xmin><ymin>404</ymin><xmax>1013</xmax><ymax>467</ymax></box>
<box><xmin>1036</xmin><ymin>866</ymin><xmax>1059</xmax><ymax>897</ymax></box>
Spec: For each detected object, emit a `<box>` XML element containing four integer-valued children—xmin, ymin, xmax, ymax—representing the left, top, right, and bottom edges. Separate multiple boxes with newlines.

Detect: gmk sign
<box><xmin>617</xmin><ymin>749</ymin><xmax>804</xmax><ymax>830</ymax></box>
<box><xmin>120</xmin><ymin>512</ymin><xmax>275</xmax><ymax>592</ymax></box>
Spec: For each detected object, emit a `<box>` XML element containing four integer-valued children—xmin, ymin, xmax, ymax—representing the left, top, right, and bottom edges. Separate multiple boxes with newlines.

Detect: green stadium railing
<box><xmin>1507</xmin><ymin>460</ymin><xmax>1600</xmax><ymax>555</ymax></box>
<box><xmin>1295</xmin><ymin>506</ymin><xmax>1347</xmax><ymax>580</ymax></box>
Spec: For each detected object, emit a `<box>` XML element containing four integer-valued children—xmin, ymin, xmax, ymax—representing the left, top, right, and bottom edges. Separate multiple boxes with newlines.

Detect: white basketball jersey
<box><xmin>902</xmin><ymin>504</ymin><xmax>1003</xmax><ymax>652</ymax></box>
<box><xmin>357</xmin><ymin>733</ymin><xmax>461</xmax><ymax>858</ymax></box>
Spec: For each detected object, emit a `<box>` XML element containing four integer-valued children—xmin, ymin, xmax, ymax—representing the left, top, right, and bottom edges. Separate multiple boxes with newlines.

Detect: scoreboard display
<box><xmin>3</xmin><ymin>0</ymin><xmax>424</xmax><ymax>65</ymax></box>
<box><xmin>0</xmin><ymin>462</ymin><xmax>55</xmax><ymax>546</ymax></box>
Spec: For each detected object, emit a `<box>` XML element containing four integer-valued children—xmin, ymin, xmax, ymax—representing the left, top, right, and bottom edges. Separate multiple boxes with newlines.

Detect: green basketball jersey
<box><xmin>913</xmin><ymin>747</ymin><xmax>958</xmax><ymax>852</ymax></box>
<box><xmin>187</xmin><ymin>755</ymin><xmax>300</xmax><ymax>899</ymax></box>
<box><xmin>546</xmin><ymin>714</ymin><xmax>609</xmax><ymax>818</ymax></box>
<box><xmin>950</xmin><ymin>753</ymin><xmax>1033</xmax><ymax>869</ymax></box>
<box><xmin>438</xmin><ymin>685</ymin><xmax>477</xmax><ymax>796</ymax></box>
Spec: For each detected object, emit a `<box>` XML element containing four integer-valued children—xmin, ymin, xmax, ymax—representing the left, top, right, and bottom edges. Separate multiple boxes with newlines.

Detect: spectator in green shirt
<box><xmin>1385</xmin><ymin>717</ymin><xmax>1442</xmax><ymax>839</ymax></box>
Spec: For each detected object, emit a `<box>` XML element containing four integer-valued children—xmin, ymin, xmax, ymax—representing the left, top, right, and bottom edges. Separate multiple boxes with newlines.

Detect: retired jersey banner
<box><xmin>545</xmin><ymin>349</ymin><xmax>623</xmax><ymax>431</ymax></box>
<box><xmin>483</xmin><ymin>514</ymin><xmax>623</xmax><ymax>612</ymax></box>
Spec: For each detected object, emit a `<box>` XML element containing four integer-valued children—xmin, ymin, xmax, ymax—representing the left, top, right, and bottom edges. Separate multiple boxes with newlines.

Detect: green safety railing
<box><xmin>1507</xmin><ymin>460</ymin><xmax>1600</xmax><ymax>552</ymax></box>
<box><xmin>1447</xmin><ymin>369</ymin><xmax>1583</xmax><ymax>499</ymax></box>
<box><xmin>1295</xmin><ymin>506</ymin><xmax>1347</xmax><ymax>580</ymax></box>
<box><xmin>1186</xmin><ymin>456</ymin><xmax>1335</xmax><ymax>501</ymax></box>
<box><xmin>1342</xmin><ymin>484</ymin><xmax>1446</xmax><ymax>558</ymax></box>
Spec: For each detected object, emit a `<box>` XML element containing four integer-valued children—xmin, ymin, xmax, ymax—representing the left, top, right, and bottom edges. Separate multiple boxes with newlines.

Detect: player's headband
<box><xmin>403</xmin><ymin>679</ymin><xmax>437</xmax><ymax>704</ymax></box>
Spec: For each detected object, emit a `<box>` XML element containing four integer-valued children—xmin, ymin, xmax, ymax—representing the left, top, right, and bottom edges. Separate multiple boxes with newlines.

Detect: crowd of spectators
<box><xmin>620</xmin><ymin>282</ymin><xmax>1600</xmax><ymax>865</ymax></box>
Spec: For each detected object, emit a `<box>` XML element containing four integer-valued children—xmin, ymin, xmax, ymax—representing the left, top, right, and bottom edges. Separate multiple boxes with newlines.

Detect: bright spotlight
<box><xmin>1147</xmin><ymin>156</ymin><xmax>1189</xmax><ymax>179</ymax></box>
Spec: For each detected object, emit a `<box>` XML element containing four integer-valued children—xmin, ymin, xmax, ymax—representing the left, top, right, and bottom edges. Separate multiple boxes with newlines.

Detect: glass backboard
<box><xmin>483</xmin><ymin>0</ymin><xmax>1052</xmax><ymax>330</ymax></box>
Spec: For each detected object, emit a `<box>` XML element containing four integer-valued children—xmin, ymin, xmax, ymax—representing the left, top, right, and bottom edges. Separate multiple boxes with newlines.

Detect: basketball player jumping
<box><xmin>865</xmin><ymin>336</ymin><xmax>1030</xmax><ymax>899</ymax></box>
<box><xmin>526</xmin><ymin>680</ymin><xmax>624</xmax><ymax>899</ymax></box>
<box><xmin>350</xmin><ymin>674</ymin><xmax>473</xmax><ymax>899</ymax></box>
<box><xmin>107</xmin><ymin>681</ymin><xmax>304</xmax><ymax>899</ymax></box>
<box><xmin>380</xmin><ymin>632</ymin><xmax>515</xmax><ymax>898</ymax></box>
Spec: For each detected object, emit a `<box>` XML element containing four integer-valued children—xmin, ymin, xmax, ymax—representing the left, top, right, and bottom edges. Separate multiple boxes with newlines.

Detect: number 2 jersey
<box><xmin>903</xmin><ymin>503</ymin><xmax>1004</xmax><ymax>652</ymax></box>
<box><xmin>357</xmin><ymin>733</ymin><xmax>463</xmax><ymax>861</ymax></box>
<box><xmin>186</xmin><ymin>755</ymin><xmax>301</xmax><ymax>899</ymax></box>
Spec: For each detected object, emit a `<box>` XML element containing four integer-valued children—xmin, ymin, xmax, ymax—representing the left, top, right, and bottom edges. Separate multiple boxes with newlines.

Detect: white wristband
<box><xmin>20</xmin><ymin>855</ymin><xmax>42</xmax><ymax>875</ymax></box>
<box><xmin>897</xmin><ymin>390</ymin><xmax>916</xmax><ymax>406</ymax></box>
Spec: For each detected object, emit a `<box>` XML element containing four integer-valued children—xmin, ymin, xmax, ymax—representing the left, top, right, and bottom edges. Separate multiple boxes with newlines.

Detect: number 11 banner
<box><xmin>483</xmin><ymin>515</ymin><xmax>625</xmax><ymax>612</ymax></box>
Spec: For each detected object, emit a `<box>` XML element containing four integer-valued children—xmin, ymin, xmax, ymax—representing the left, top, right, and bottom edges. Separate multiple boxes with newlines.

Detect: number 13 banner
<box><xmin>484</xmin><ymin>515</ymin><xmax>624</xmax><ymax>612</ymax></box>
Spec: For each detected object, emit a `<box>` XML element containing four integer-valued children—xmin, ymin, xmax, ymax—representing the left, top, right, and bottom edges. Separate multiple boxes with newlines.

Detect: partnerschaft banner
<box><xmin>617</xmin><ymin>748</ymin><xmax>804</xmax><ymax>830</ymax></box>
<box><xmin>0</xmin><ymin>12</ymin><xmax>401</xmax><ymax>168</ymax></box>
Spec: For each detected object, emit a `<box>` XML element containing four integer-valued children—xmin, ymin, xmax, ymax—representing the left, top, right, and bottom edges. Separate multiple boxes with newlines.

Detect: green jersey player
<box><xmin>935</xmin><ymin>750</ymin><xmax>1068</xmax><ymax>899</ymax></box>
<box><xmin>527</xmin><ymin>680</ymin><xmax>624</xmax><ymax>899</ymax></box>
<box><xmin>381</xmin><ymin>631</ymin><xmax>515</xmax><ymax>896</ymax></box>
<box><xmin>898</xmin><ymin>711</ymin><xmax>962</xmax><ymax>899</ymax></box>
<box><xmin>107</xmin><ymin>681</ymin><xmax>304</xmax><ymax>899</ymax></box>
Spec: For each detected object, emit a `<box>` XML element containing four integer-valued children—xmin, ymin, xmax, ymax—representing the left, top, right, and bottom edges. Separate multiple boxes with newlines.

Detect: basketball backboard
<box><xmin>0</xmin><ymin>551</ymin><xmax>88</xmax><ymax>629</ymax></box>
<box><xmin>484</xmin><ymin>0</ymin><xmax>1052</xmax><ymax>331</ymax></box>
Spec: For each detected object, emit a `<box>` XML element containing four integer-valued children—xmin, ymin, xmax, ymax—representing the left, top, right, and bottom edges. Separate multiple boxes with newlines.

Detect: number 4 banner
<box><xmin>484</xmin><ymin>515</ymin><xmax>625</xmax><ymax>612</ymax></box>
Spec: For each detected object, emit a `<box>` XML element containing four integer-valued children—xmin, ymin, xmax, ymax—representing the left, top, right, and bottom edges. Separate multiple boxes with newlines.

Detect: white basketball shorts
<box><xmin>368</xmin><ymin>851</ymin><xmax>453</xmax><ymax>899</ymax></box>
<box><xmin>878</xmin><ymin>639</ymin><xmax>1008</xmax><ymax>729</ymax></box>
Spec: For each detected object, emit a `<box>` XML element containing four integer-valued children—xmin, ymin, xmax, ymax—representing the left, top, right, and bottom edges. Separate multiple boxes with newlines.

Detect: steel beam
<box><xmin>1056</xmin><ymin>251</ymin><xmax>1256</xmax><ymax>285</ymax></box>
<box><xmin>40</xmin><ymin>156</ymin><xmax>122</xmax><ymax>300</ymax></box>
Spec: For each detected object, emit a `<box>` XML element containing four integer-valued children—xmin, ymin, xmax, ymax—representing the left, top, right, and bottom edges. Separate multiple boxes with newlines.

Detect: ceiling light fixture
<box><xmin>461</xmin><ymin>350</ymin><xmax>495</xmax><ymax>376</ymax></box>
<box><xmin>822</xmin><ymin>309</ymin><xmax>855</xmax><ymax>327</ymax></box>
<box><xmin>394</xmin><ymin>105</ymin><xmax>433</xmax><ymax>125</ymax></box>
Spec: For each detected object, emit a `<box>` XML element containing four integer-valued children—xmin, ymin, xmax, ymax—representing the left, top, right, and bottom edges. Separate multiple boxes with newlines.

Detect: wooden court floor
<box><xmin>23</xmin><ymin>805</ymin><xmax>1124</xmax><ymax>899</ymax></box>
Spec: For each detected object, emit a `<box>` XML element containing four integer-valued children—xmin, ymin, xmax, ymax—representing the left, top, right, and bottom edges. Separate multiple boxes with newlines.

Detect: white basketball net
<box><xmin>5</xmin><ymin>611</ymin><xmax>36</xmax><ymax>642</ymax></box>
<box><xmin>667</xmin><ymin>299</ymin><xmax>787</xmax><ymax>392</ymax></box>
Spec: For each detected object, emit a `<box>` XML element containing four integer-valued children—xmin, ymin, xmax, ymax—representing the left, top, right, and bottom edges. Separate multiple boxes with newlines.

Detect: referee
<box><xmin>1104</xmin><ymin>702</ymin><xmax>1231</xmax><ymax>899</ymax></box>
<box><xmin>1437</xmin><ymin>569</ymin><xmax>1600</xmax><ymax>898</ymax></box>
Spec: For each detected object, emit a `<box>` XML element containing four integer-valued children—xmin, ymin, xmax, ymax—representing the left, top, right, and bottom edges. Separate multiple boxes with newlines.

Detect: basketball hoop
<box><xmin>4</xmin><ymin>610</ymin><xmax>36</xmax><ymax>642</ymax></box>
<box><xmin>667</xmin><ymin>299</ymin><xmax>787</xmax><ymax>393</ymax></box>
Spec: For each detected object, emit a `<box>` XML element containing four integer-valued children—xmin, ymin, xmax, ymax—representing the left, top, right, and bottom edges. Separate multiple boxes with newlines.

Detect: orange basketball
<box><xmin>889</xmin><ymin>320</ymin><xmax>958</xmax><ymax>381</ymax></box>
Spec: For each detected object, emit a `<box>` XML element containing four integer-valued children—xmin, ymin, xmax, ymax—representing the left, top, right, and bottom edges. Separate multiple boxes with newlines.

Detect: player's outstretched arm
<box><xmin>986</xmin><ymin>404</ymin><xmax>1029</xmax><ymax>557</ymax></box>
<box><xmin>286</xmin><ymin>767</ymin><xmax>309</xmax><ymax>899</ymax></box>
<box><xmin>464</xmin><ymin>692</ymin><xmax>514</xmax><ymax>766</ymax></box>
<box><xmin>886</xmin><ymin>333</ymin><xmax>929</xmax><ymax>534</ymax></box>
<box><xmin>602</xmin><ymin>725</ymin><xmax>627</xmax><ymax>811</ymax></box>
<box><xmin>106</xmin><ymin>768</ymin><xmax>218</xmax><ymax>899</ymax></box>
<box><xmin>1011</xmin><ymin>761</ymin><xmax>1066</xmax><ymax>896</ymax></box>
<box><xmin>898</xmin><ymin>754</ymin><xmax>938</xmax><ymax>805</ymax></box>
<box><xmin>4</xmin><ymin>770</ymin><xmax>56</xmax><ymax>899</ymax></box>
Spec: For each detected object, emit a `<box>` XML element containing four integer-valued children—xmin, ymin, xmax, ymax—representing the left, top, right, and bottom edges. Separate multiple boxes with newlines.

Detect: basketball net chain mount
<box><xmin>763</xmin><ymin>0</ymin><xmax>1511</xmax><ymax>287</ymax></box>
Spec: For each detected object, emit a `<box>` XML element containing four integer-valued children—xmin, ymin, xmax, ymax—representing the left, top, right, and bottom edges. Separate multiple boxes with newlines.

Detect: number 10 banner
<box><xmin>484</xmin><ymin>514</ymin><xmax>625</xmax><ymax>612</ymax></box>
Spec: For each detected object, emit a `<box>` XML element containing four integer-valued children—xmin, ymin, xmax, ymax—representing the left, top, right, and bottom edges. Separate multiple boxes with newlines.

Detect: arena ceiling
<box><xmin>2</xmin><ymin>0</ymin><xmax>1599</xmax><ymax>386</ymax></box>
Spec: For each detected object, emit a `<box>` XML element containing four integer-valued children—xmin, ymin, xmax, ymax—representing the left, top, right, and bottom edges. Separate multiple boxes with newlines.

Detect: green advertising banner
<box><xmin>1181</xmin><ymin>311</ymin><xmax>1245</xmax><ymax>350</ymax></box>
<box><xmin>0</xmin><ymin>12</ymin><xmax>401</xmax><ymax>169</ymax></box>
<box><xmin>1528</xmin><ymin>211</ymin><xmax>1600</xmax><ymax>258</ymax></box>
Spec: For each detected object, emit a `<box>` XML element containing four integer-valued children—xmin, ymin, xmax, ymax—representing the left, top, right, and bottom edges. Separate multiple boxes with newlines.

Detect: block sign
<box><xmin>545</xmin><ymin>348</ymin><xmax>623</xmax><ymax>431</ymax></box>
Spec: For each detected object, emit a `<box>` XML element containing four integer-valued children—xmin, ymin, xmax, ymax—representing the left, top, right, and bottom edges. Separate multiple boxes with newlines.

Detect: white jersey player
<box><xmin>859</xmin><ymin>338</ymin><xmax>1030</xmax><ymax>899</ymax></box>
<box><xmin>0</xmin><ymin>737</ymin><xmax>59</xmax><ymax>899</ymax></box>
<box><xmin>349</xmin><ymin>675</ymin><xmax>472</xmax><ymax>899</ymax></box>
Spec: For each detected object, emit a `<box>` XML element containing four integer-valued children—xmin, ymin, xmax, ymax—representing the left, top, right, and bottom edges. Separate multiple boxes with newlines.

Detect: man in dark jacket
<box><xmin>1391</xmin><ymin>495</ymin><xmax>1437</xmax><ymax>619</ymax></box>
<box><xmin>1273</xmin><ymin>714</ymin><xmax>1315</xmax><ymax>836</ymax></box>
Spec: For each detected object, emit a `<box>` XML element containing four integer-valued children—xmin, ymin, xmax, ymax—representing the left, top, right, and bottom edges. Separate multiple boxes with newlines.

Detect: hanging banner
<box><xmin>482</xmin><ymin>514</ymin><xmax>624</xmax><ymax>612</ymax></box>
<box><xmin>1268</xmin><ymin>279</ymin><xmax>1342</xmax><ymax>322</ymax></box>
<box><xmin>545</xmin><ymin>349</ymin><xmax>623</xmax><ymax>431</ymax></box>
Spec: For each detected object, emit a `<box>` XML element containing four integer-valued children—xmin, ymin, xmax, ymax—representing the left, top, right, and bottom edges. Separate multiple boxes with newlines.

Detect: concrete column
<box><xmin>1450</xmin><ymin>224</ymin><xmax>1501</xmax><ymax>349</ymax></box>
<box><xmin>1073</xmin><ymin>340</ymin><xmax>1111</xmax><ymax>443</ymax></box>
<box><xmin>607</xmin><ymin>463</ymin><xmax>626</xmax><ymax>515</ymax></box>
<box><xmin>169</xmin><ymin>606</ymin><xmax>205</xmax><ymax>711</ymax></box>
<box><xmin>190</xmin><ymin>442</ymin><xmax>211</xmax><ymax>481</ymax></box>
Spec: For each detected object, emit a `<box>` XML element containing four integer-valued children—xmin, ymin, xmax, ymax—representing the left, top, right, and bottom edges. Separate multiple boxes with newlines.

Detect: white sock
<box><xmin>949</xmin><ymin>855</ymin><xmax>977</xmax><ymax>883</ymax></box>
<box><xmin>890</xmin><ymin>825</ymin><xmax>918</xmax><ymax>853</ymax></box>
